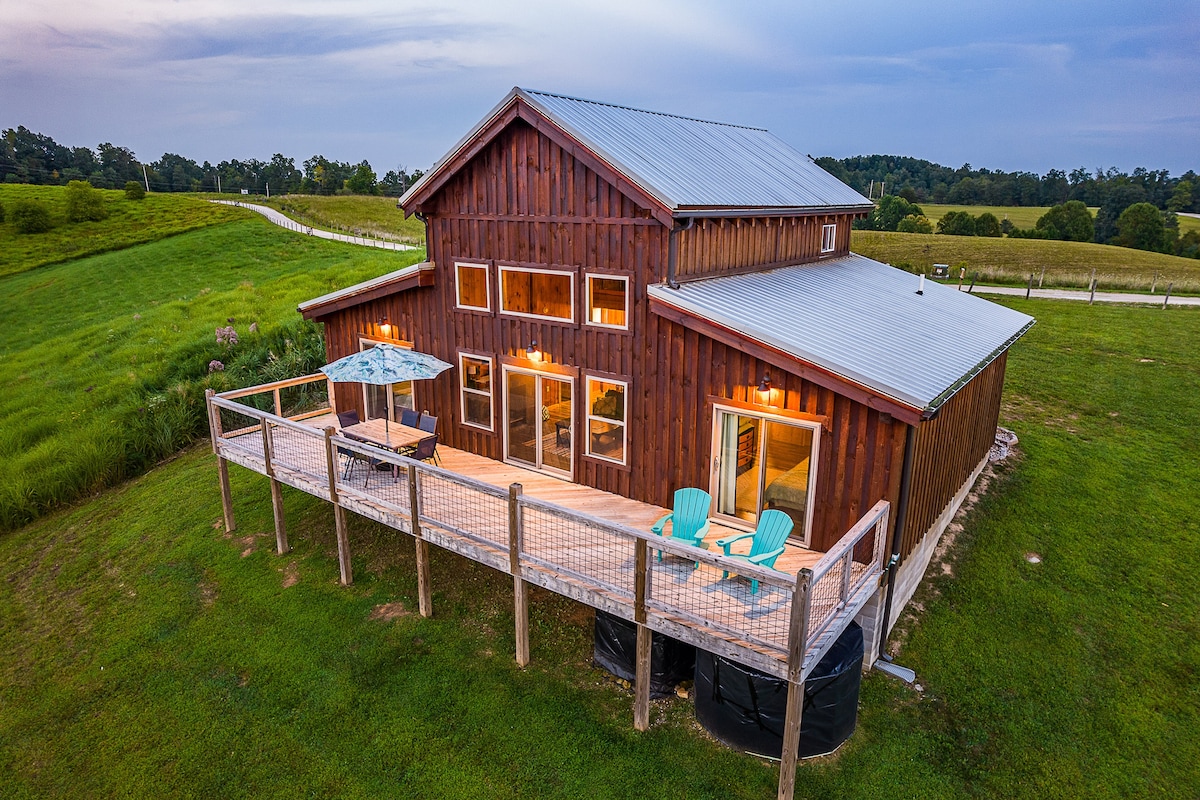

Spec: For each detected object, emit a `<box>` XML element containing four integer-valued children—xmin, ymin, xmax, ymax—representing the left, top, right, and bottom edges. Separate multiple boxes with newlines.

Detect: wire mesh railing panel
<box><xmin>214</xmin><ymin>404</ymin><xmax>265</xmax><ymax>456</ymax></box>
<box><xmin>278</xmin><ymin>382</ymin><xmax>329</xmax><ymax>418</ymax></box>
<box><xmin>415</xmin><ymin>469</ymin><xmax>509</xmax><ymax>548</ymax></box>
<box><xmin>807</xmin><ymin>555</ymin><xmax>851</xmax><ymax>640</ymax></box>
<box><xmin>520</xmin><ymin>504</ymin><xmax>634</xmax><ymax>598</ymax></box>
<box><xmin>646</xmin><ymin>553</ymin><xmax>793</xmax><ymax>653</ymax></box>
<box><xmin>267</xmin><ymin>421</ymin><xmax>328</xmax><ymax>483</ymax></box>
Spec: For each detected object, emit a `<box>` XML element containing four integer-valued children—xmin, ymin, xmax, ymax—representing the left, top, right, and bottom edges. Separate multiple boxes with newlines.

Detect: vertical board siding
<box><xmin>673</xmin><ymin>213</ymin><xmax>861</xmax><ymax>282</ymax></box>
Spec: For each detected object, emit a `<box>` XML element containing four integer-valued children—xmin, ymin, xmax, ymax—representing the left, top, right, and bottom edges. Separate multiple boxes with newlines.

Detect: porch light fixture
<box><xmin>378</xmin><ymin>317</ymin><xmax>392</xmax><ymax>336</ymax></box>
<box><xmin>756</xmin><ymin>372</ymin><xmax>772</xmax><ymax>403</ymax></box>
<box><xmin>526</xmin><ymin>340</ymin><xmax>541</xmax><ymax>362</ymax></box>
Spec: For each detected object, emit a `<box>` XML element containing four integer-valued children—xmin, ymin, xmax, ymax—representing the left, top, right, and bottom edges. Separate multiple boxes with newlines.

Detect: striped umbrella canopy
<box><xmin>320</xmin><ymin>343</ymin><xmax>452</xmax><ymax>385</ymax></box>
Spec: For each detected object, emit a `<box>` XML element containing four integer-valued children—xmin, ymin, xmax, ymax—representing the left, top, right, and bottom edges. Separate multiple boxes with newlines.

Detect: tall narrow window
<box><xmin>456</xmin><ymin>263</ymin><xmax>490</xmax><ymax>311</ymax></box>
<box><xmin>586</xmin><ymin>274</ymin><xmax>629</xmax><ymax>329</ymax></box>
<box><xmin>586</xmin><ymin>377</ymin><xmax>627</xmax><ymax>464</ymax></box>
<box><xmin>500</xmin><ymin>266</ymin><xmax>574</xmax><ymax>321</ymax></box>
<box><xmin>459</xmin><ymin>353</ymin><xmax>493</xmax><ymax>430</ymax></box>
<box><xmin>821</xmin><ymin>223</ymin><xmax>837</xmax><ymax>253</ymax></box>
<box><xmin>360</xmin><ymin>338</ymin><xmax>414</xmax><ymax>421</ymax></box>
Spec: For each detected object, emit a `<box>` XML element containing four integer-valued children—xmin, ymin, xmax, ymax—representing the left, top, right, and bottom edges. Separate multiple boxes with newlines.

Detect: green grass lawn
<box><xmin>1</xmin><ymin>299</ymin><xmax>1196</xmax><ymax>798</ymax></box>
<box><xmin>0</xmin><ymin>212</ymin><xmax>425</xmax><ymax>529</ymax></box>
<box><xmin>0</xmin><ymin>185</ymin><xmax>246</xmax><ymax>279</ymax></box>
<box><xmin>919</xmin><ymin>203</ymin><xmax>1067</xmax><ymax>230</ymax></box>
<box><xmin>852</xmin><ymin>230</ymin><xmax>1200</xmax><ymax>292</ymax></box>
<box><xmin>253</xmin><ymin>194</ymin><xmax>426</xmax><ymax>246</ymax></box>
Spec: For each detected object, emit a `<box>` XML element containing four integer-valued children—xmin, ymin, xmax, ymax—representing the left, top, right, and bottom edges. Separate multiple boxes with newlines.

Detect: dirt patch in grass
<box><xmin>281</xmin><ymin>562</ymin><xmax>299</xmax><ymax>588</ymax></box>
<box><xmin>369</xmin><ymin>601</ymin><xmax>412</xmax><ymax>622</ymax></box>
<box><xmin>198</xmin><ymin>580</ymin><xmax>217</xmax><ymax>608</ymax></box>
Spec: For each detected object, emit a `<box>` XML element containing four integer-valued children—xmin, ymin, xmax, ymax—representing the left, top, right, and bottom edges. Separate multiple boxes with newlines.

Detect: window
<box><xmin>586</xmin><ymin>377</ymin><xmax>627</xmax><ymax>464</ymax></box>
<box><xmin>586</xmin><ymin>274</ymin><xmax>629</xmax><ymax>329</ymax></box>
<box><xmin>821</xmin><ymin>223</ymin><xmax>837</xmax><ymax>253</ymax></box>
<box><xmin>499</xmin><ymin>266</ymin><xmax>574</xmax><ymax>321</ymax></box>
<box><xmin>459</xmin><ymin>353</ymin><xmax>493</xmax><ymax>430</ymax></box>
<box><xmin>359</xmin><ymin>338</ymin><xmax>414</xmax><ymax>421</ymax></box>
<box><xmin>456</xmin><ymin>262</ymin><xmax>490</xmax><ymax>311</ymax></box>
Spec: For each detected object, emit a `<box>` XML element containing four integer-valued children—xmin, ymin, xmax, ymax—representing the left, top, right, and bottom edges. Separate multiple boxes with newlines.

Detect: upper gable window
<box><xmin>821</xmin><ymin>224</ymin><xmax>837</xmax><ymax>254</ymax></box>
<box><xmin>499</xmin><ymin>266</ymin><xmax>574</xmax><ymax>322</ymax></box>
<box><xmin>586</xmin><ymin>274</ymin><xmax>628</xmax><ymax>329</ymax></box>
<box><xmin>456</xmin><ymin>262</ymin><xmax>490</xmax><ymax>311</ymax></box>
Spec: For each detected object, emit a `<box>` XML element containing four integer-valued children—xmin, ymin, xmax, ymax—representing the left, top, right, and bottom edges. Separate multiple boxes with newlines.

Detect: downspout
<box><xmin>666</xmin><ymin>217</ymin><xmax>694</xmax><ymax>289</ymax></box>
<box><xmin>878</xmin><ymin>421</ymin><xmax>917</xmax><ymax>659</ymax></box>
<box><xmin>414</xmin><ymin>212</ymin><xmax>429</xmax><ymax>257</ymax></box>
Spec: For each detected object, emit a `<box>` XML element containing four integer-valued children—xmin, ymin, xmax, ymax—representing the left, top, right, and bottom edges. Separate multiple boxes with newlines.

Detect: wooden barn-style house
<box><xmin>205</xmin><ymin>88</ymin><xmax>1032</xmax><ymax>795</ymax></box>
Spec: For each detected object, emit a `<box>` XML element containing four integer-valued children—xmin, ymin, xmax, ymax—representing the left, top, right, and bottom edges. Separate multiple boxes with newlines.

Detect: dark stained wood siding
<box><xmin>901</xmin><ymin>354</ymin><xmax>1008</xmax><ymax>556</ymax></box>
<box><xmin>314</xmin><ymin>116</ymin><xmax>1003</xmax><ymax>560</ymax></box>
<box><xmin>674</xmin><ymin>213</ymin><xmax>861</xmax><ymax>281</ymax></box>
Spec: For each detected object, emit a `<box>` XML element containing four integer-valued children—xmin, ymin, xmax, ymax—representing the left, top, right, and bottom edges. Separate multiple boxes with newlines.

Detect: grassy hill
<box><xmin>851</xmin><ymin>230</ymin><xmax>1200</xmax><ymax>292</ymax></box>
<box><xmin>0</xmin><ymin>200</ymin><xmax>424</xmax><ymax>529</ymax></box>
<box><xmin>254</xmin><ymin>194</ymin><xmax>426</xmax><ymax>246</ymax></box>
<box><xmin>1</xmin><ymin>298</ymin><xmax>1197</xmax><ymax>797</ymax></box>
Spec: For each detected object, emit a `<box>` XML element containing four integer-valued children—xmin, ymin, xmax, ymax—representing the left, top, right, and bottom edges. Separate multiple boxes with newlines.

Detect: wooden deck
<box><xmin>207</xmin><ymin>391</ymin><xmax>887</xmax><ymax>683</ymax></box>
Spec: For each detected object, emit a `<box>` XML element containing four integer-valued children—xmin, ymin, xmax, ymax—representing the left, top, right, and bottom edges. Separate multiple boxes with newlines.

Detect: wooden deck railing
<box><xmin>206</xmin><ymin>386</ymin><xmax>889</xmax><ymax>800</ymax></box>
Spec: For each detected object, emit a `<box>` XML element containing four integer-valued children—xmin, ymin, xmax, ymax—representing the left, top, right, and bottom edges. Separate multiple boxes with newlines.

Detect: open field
<box><xmin>919</xmin><ymin>203</ymin><xmax>1063</xmax><ymax>230</ymax></box>
<box><xmin>0</xmin><ymin>185</ymin><xmax>246</xmax><ymax>279</ymax></box>
<box><xmin>253</xmin><ymin>194</ymin><xmax>426</xmax><ymax>246</ymax></box>
<box><xmin>0</xmin><ymin>211</ymin><xmax>424</xmax><ymax>529</ymax></box>
<box><xmin>851</xmin><ymin>230</ymin><xmax>1200</xmax><ymax>292</ymax></box>
<box><xmin>1</xmin><ymin>298</ymin><xmax>1197</xmax><ymax>798</ymax></box>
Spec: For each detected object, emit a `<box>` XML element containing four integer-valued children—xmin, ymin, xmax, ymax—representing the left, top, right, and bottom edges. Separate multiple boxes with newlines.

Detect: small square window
<box><xmin>586</xmin><ymin>377</ymin><xmax>627</xmax><ymax>464</ymax></box>
<box><xmin>821</xmin><ymin>224</ymin><xmax>837</xmax><ymax>254</ymax></box>
<box><xmin>586</xmin><ymin>274</ymin><xmax>628</xmax><ymax>329</ymax></box>
<box><xmin>456</xmin><ymin>263</ymin><xmax>490</xmax><ymax>311</ymax></box>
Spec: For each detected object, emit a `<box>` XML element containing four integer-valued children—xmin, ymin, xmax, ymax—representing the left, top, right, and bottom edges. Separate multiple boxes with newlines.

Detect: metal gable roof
<box><xmin>400</xmin><ymin>87</ymin><xmax>873</xmax><ymax>215</ymax></box>
<box><xmin>648</xmin><ymin>254</ymin><xmax>1035</xmax><ymax>412</ymax></box>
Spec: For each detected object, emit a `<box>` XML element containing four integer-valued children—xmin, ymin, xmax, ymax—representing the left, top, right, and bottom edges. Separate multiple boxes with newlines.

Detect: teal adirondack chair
<box><xmin>715</xmin><ymin>509</ymin><xmax>793</xmax><ymax>594</ymax></box>
<box><xmin>651</xmin><ymin>488</ymin><xmax>712</xmax><ymax>564</ymax></box>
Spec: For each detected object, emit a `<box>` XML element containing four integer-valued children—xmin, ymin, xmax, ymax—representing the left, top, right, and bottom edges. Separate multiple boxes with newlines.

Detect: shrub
<box><xmin>65</xmin><ymin>180</ymin><xmax>109</xmax><ymax>222</ymax></box>
<box><xmin>124</xmin><ymin>181</ymin><xmax>146</xmax><ymax>200</ymax></box>
<box><xmin>896</xmin><ymin>214</ymin><xmax>933</xmax><ymax>234</ymax></box>
<box><xmin>975</xmin><ymin>212</ymin><xmax>1002</xmax><ymax>237</ymax></box>
<box><xmin>10</xmin><ymin>199</ymin><xmax>52</xmax><ymax>233</ymax></box>
<box><xmin>937</xmin><ymin>210</ymin><xmax>977</xmax><ymax>236</ymax></box>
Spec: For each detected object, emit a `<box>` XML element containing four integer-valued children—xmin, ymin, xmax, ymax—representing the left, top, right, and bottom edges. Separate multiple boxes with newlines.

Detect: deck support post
<box><xmin>261</xmin><ymin>422</ymin><xmax>289</xmax><ymax>554</ymax></box>
<box><xmin>206</xmin><ymin>390</ymin><xmax>237</xmax><ymax>534</ymax></box>
<box><xmin>509</xmin><ymin>483</ymin><xmax>529</xmax><ymax>667</ymax></box>
<box><xmin>633</xmin><ymin>537</ymin><xmax>651</xmax><ymax>732</ymax></box>
<box><xmin>778</xmin><ymin>568</ymin><xmax>813</xmax><ymax>800</ymax></box>
<box><xmin>409</xmin><ymin>463</ymin><xmax>432</xmax><ymax>618</ymax></box>
<box><xmin>323</xmin><ymin>427</ymin><xmax>352</xmax><ymax>586</ymax></box>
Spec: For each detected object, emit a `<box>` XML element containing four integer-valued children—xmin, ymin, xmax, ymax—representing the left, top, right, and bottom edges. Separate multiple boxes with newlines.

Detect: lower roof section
<box><xmin>298</xmin><ymin>261</ymin><xmax>435</xmax><ymax>319</ymax></box>
<box><xmin>648</xmin><ymin>253</ymin><xmax>1034</xmax><ymax>415</ymax></box>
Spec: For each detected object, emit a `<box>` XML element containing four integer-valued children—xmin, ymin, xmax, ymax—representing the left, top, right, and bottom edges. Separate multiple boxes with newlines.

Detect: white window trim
<box><xmin>455</xmin><ymin>261</ymin><xmax>491</xmax><ymax>312</ymax></box>
<box><xmin>585</xmin><ymin>375</ymin><xmax>628</xmax><ymax>465</ymax></box>
<box><xmin>708</xmin><ymin>402</ymin><xmax>821</xmax><ymax>547</ymax></box>
<box><xmin>584</xmin><ymin>273</ymin><xmax>630</xmax><ymax>330</ymax></box>
<box><xmin>821</xmin><ymin>223</ymin><xmax>837</xmax><ymax>254</ymax></box>
<box><xmin>498</xmin><ymin>265</ymin><xmax>575</xmax><ymax>323</ymax></box>
<box><xmin>358</xmin><ymin>336</ymin><xmax>414</xmax><ymax>422</ymax></box>
<box><xmin>458</xmin><ymin>352</ymin><xmax>494</xmax><ymax>431</ymax></box>
<box><xmin>501</xmin><ymin>365</ymin><xmax>575</xmax><ymax>480</ymax></box>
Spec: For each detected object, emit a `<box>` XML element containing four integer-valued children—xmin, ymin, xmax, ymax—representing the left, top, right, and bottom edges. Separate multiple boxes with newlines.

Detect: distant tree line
<box><xmin>0</xmin><ymin>126</ymin><xmax>424</xmax><ymax>197</ymax></box>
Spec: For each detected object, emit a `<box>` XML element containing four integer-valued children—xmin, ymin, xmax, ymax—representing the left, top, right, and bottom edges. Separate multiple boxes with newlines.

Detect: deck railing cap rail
<box><xmin>215</xmin><ymin>372</ymin><xmax>328</xmax><ymax>400</ymax></box>
<box><xmin>211</xmin><ymin>396</ymin><xmax>328</xmax><ymax>438</ymax></box>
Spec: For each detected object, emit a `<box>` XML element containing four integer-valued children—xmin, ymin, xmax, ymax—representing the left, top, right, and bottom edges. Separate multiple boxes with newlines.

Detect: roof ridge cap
<box><xmin>519</xmin><ymin>87</ymin><xmax>768</xmax><ymax>132</ymax></box>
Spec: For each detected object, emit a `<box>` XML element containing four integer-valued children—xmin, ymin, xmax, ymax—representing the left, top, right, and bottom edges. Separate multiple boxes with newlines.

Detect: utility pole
<box><xmin>142</xmin><ymin>164</ymin><xmax>150</xmax><ymax>193</ymax></box>
<box><xmin>266</xmin><ymin>182</ymin><xmax>270</xmax><ymax>198</ymax></box>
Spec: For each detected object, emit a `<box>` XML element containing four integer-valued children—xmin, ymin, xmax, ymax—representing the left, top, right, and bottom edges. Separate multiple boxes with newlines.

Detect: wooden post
<box><xmin>207</xmin><ymin>390</ymin><xmax>237</xmax><ymax>533</ymax></box>
<box><xmin>272</xmin><ymin>388</ymin><xmax>282</xmax><ymax>417</ymax></box>
<box><xmin>323</xmin><ymin>427</ymin><xmax>352</xmax><ymax>586</ymax></box>
<box><xmin>1163</xmin><ymin>283</ymin><xmax>1173</xmax><ymax>310</ymax></box>
<box><xmin>261</xmin><ymin>422</ymin><xmax>288</xmax><ymax>554</ymax></box>
<box><xmin>777</xmin><ymin>569</ymin><xmax>813</xmax><ymax>800</ymax></box>
<box><xmin>957</xmin><ymin>267</ymin><xmax>965</xmax><ymax>291</ymax></box>
<box><xmin>509</xmin><ymin>483</ymin><xmax>529</xmax><ymax>666</ymax></box>
<box><xmin>1089</xmin><ymin>277</ymin><xmax>1097</xmax><ymax>305</ymax></box>
<box><xmin>1026</xmin><ymin>273</ymin><xmax>1034</xmax><ymax>299</ymax></box>
<box><xmin>633</xmin><ymin>537</ymin><xmax>651</xmax><ymax>732</ymax></box>
<box><xmin>408</xmin><ymin>463</ymin><xmax>432</xmax><ymax>618</ymax></box>
<box><xmin>968</xmin><ymin>273</ymin><xmax>976</xmax><ymax>293</ymax></box>
<box><xmin>1151</xmin><ymin>271</ymin><xmax>1159</xmax><ymax>294</ymax></box>
<box><xmin>326</xmin><ymin>378</ymin><xmax>337</xmax><ymax>416</ymax></box>
<box><xmin>1038</xmin><ymin>265</ymin><xmax>1045</xmax><ymax>289</ymax></box>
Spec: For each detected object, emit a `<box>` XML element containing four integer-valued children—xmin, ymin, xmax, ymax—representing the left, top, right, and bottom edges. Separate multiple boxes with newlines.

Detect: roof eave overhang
<box><xmin>298</xmin><ymin>262</ymin><xmax>435</xmax><ymax>320</ymax></box>
<box><xmin>671</xmin><ymin>204</ymin><xmax>874</xmax><ymax>220</ymax></box>
<box><xmin>920</xmin><ymin>318</ymin><xmax>1036</xmax><ymax>419</ymax></box>
<box><xmin>648</xmin><ymin>294</ymin><xmax>926</xmax><ymax>425</ymax></box>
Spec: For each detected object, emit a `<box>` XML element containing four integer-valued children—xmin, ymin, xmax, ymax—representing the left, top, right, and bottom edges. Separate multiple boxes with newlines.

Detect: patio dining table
<box><xmin>341</xmin><ymin>418</ymin><xmax>428</xmax><ymax>456</ymax></box>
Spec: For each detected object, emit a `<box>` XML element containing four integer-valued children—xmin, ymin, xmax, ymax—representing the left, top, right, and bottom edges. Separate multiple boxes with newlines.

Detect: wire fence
<box><xmin>212</xmin><ymin>200</ymin><xmax>419</xmax><ymax>251</ymax></box>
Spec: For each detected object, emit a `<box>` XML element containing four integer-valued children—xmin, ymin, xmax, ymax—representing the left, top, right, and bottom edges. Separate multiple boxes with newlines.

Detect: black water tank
<box><xmin>592</xmin><ymin>609</ymin><xmax>696</xmax><ymax>698</ymax></box>
<box><xmin>694</xmin><ymin>622</ymin><xmax>864</xmax><ymax>758</ymax></box>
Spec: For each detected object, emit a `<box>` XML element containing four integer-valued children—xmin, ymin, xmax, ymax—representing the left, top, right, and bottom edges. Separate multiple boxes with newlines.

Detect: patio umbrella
<box><xmin>320</xmin><ymin>343</ymin><xmax>452</xmax><ymax>439</ymax></box>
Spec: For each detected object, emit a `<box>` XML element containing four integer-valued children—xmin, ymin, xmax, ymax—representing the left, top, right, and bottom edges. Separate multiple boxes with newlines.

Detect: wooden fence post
<box><xmin>778</xmin><ymin>568</ymin><xmax>813</xmax><ymax>800</ymax></box>
<box><xmin>207</xmin><ymin>390</ymin><xmax>236</xmax><ymax>533</ymax></box>
<box><xmin>323</xmin><ymin>427</ymin><xmax>352</xmax><ymax>586</ymax></box>
<box><xmin>1026</xmin><ymin>273</ymin><xmax>1034</xmax><ymax>299</ymax></box>
<box><xmin>509</xmin><ymin>483</ymin><xmax>529</xmax><ymax>666</ymax></box>
<box><xmin>261</xmin><ymin>421</ymin><xmax>289</xmax><ymax>554</ymax></box>
<box><xmin>1163</xmin><ymin>283</ymin><xmax>1173</xmax><ymax>310</ymax></box>
<box><xmin>409</xmin><ymin>463</ymin><xmax>432</xmax><ymax>618</ymax></box>
<box><xmin>633</xmin><ymin>537</ymin><xmax>651</xmax><ymax>732</ymax></box>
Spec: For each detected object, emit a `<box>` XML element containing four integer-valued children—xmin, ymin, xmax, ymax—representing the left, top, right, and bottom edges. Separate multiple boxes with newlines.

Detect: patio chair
<box><xmin>651</xmin><ymin>488</ymin><xmax>712</xmax><ymax>565</ymax></box>
<box><xmin>714</xmin><ymin>509</ymin><xmax>793</xmax><ymax>594</ymax></box>
<box><xmin>336</xmin><ymin>410</ymin><xmax>360</xmax><ymax>429</ymax></box>
<box><xmin>338</xmin><ymin>429</ymin><xmax>381</xmax><ymax>488</ymax></box>
<box><xmin>418</xmin><ymin>413</ymin><xmax>438</xmax><ymax>434</ymax></box>
<box><xmin>410</xmin><ymin>434</ymin><xmax>440</xmax><ymax>466</ymax></box>
<box><xmin>400</xmin><ymin>408</ymin><xmax>421</xmax><ymax>428</ymax></box>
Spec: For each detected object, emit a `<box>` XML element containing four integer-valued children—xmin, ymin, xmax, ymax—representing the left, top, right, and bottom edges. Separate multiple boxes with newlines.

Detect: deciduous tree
<box><xmin>65</xmin><ymin>179</ymin><xmax>108</xmax><ymax>221</ymax></box>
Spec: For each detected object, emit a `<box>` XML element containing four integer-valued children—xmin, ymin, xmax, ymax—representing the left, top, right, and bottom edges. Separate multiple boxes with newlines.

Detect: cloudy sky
<box><xmin>3</xmin><ymin>0</ymin><xmax>1197</xmax><ymax>176</ymax></box>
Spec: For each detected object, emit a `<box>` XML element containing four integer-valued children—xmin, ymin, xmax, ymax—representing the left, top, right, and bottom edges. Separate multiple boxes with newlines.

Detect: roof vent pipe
<box><xmin>916</xmin><ymin>273</ymin><xmax>925</xmax><ymax>295</ymax></box>
<box><xmin>666</xmin><ymin>217</ymin><xmax>695</xmax><ymax>289</ymax></box>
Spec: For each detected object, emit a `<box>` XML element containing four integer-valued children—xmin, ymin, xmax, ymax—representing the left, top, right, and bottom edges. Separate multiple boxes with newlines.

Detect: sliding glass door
<box><xmin>504</xmin><ymin>367</ymin><xmax>573</xmax><ymax>478</ymax></box>
<box><xmin>711</xmin><ymin>407</ymin><xmax>819</xmax><ymax>545</ymax></box>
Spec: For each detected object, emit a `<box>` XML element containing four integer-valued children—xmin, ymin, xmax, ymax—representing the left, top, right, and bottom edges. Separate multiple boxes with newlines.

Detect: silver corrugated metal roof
<box><xmin>401</xmin><ymin>87</ymin><xmax>872</xmax><ymax>214</ymax></box>
<box><xmin>648</xmin><ymin>253</ymin><xmax>1034</xmax><ymax>411</ymax></box>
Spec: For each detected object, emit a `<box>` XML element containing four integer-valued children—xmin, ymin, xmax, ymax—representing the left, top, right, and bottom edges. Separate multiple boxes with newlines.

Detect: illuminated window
<box><xmin>499</xmin><ymin>266</ymin><xmax>574</xmax><ymax>321</ymax></box>
<box><xmin>821</xmin><ymin>223</ymin><xmax>837</xmax><ymax>253</ymax></box>
<box><xmin>459</xmin><ymin>353</ymin><xmax>493</xmax><ymax>430</ymax></box>
<box><xmin>586</xmin><ymin>274</ymin><xmax>628</xmax><ymax>329</ymax></box>
<box><xmin>586</xmin><ymin>377</ymin><xmax>627</xmax><ymax>464</ymax></box>
<box><xmin>456</xmin><ymin>263</ymin><xmax>490</xmax><ymax>311</ymax></box>
<box><xmin>359</xmin><ymin>338</ymin><xmax>414</xmax><ymax>421</ymax></box>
